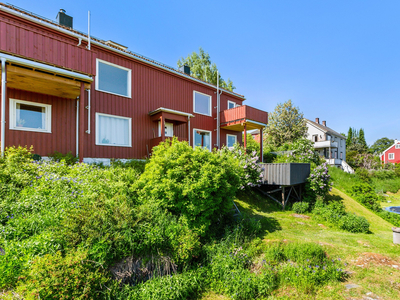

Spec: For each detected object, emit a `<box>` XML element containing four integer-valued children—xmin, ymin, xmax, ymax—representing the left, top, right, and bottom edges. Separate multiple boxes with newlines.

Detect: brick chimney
<box><xmin>322</xmin><ymin>121</ymin><xmax>326</xmax><ymax>127</ymax></box>
<box><xmin>315</xmin><ymin>118</ymin><xmax>319</xmax><ymax>124</ymax></box>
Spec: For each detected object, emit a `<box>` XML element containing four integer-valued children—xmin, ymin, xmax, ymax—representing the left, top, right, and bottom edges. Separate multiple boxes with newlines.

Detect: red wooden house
<box><xmin>0</xmin><ymin>4</ymin><xmax>268</xmax><ymax>163</ymax></box>
<box><xmin>381</xmin><ymin>140</ymin><xmax>400</xmax><ymax>164</ymax></box>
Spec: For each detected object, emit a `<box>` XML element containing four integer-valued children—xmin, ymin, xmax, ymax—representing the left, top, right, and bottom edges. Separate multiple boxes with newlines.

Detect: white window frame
<box><xmin>395</xmin><ymin>144</ymin><xmax>400</xmax><ymax>149</ymax></box>
<box><xmin>389</xmin><ymin>153</ymin><xmax>395</xmax><ymax>160</ymax></box>
<box><xmin>95</xmin><ymin>112</ymin><xmax>132</xmax><ymax>147</ymax></box>
<box><xmin>193</xmin><ymin>128</ymin><xmax>212</xmax><ymax>151</ymax></box>
<box><xmin>95</xmin><ymin>59</ymin><xmax>132</xmax><ymax>98</ymax></box>
<box><xmin>193</xmin><ymin>91</ymin><xmax>212</xmax><ymax>116</ymax></box>
<box><xmin>9</xmin><ymin>99</ymin><xmax>51</xmax><ymax>133</ymax></box>
<box><xmin>227</xmin><ymin>100</ymin><xmax>236</xmax><ymax>110</ymax></box>
<box><xmin>226</xmin><ymin>134</ymin><xmax>237</xmax><ymax>148</ymax></box>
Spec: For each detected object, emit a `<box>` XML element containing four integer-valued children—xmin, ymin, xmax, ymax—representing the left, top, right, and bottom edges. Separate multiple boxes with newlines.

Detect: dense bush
<box><xmin>292</xmin><ymin>202</ymin><xmax>309</xmax><ymax>214</ymax></box>
<box><xmin>307</xmin><ymin>163</ymin><xmax>332</xmax><ymax>198</ymax></box>
<box><xmin>350</xmin><ymin>183</ymin><xmax>382</xmax><ymax>212</ymax></box>
<box><xmin>48</xmin><ymin>151</ymin><xmax>78</xmax><ymax>165</ymax></box>
<box><xmin>274</xmin><ymin>138</ymin><xmax>322</xmax><ymax>166</ymax></box>
<box><xmin>17</xmin><ymin>250</ymin><xmax>112</xmax><ymax>300</ymax></box>
<box><xmin>133</xmin><ymin>139</ymin><xmax>243</xmax><ymax>237</ymax></box>
<box><xmin>338</xmin><ymin>213</ymin><xmax>370</xmax><ymax>233</ymax></box>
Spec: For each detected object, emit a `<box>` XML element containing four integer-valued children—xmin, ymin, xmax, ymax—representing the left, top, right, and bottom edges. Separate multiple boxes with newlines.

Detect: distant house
<box><xmin>306</xmin><ymin>118</ymin><xmax>352</xmax><ymax>172</ymax></box>
<box><xmin>380</xmin><ymin>140</ymin><xmax>400</xmax><ymax>164</ymax></box>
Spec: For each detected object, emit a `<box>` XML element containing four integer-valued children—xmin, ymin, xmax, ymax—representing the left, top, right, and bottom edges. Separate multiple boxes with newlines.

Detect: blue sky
<box><xmin>8</xmin><ymin>0</ymin><xmax>400</xmax><ymax>145</ymax></box>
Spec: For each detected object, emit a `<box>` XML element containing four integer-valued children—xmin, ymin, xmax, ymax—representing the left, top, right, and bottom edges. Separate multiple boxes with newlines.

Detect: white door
<box><xmin>158</xmin><ymin>121</ymin><xmax>174</xmax><ymax>137</ymax></box>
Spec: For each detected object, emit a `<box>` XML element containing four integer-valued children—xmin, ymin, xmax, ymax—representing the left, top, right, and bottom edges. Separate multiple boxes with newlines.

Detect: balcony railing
<box><xmin>313</xmin><ymin>140</ymin><xmax>338</xmax><ymax>149</ymax></box>
<box><xmin>220</xmin><ymin>105</ymin><xmax>268</xmax><ymax>130</ymax></box>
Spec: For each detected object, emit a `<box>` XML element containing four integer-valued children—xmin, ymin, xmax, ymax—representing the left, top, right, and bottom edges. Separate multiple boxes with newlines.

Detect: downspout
<box><xmin>76</xmin><ymin>97</ymin><xmax>79</xmax><ymax>157</ymax></box>
<box><xmin>216</xmin><ymin>71</ymin><xmax>220</xmax><ymax>149</ymax></box>
<box><xmin>188</xmin><ymin>115</ymin><xmax>191</xmax><ymax>146</ymax></box>
<box><xmin>1</xmin><ymin>58</ymin><xmax>6</xmax><ymax>158</ymax></box>
<box><xmin>85</xmin><ymin>89</ymin><xmax>91</xmax><ymax>134</ymax></box>
<box><xmin>87</xmin><ymin>11</ymin><xmax>91</xmax><ymax>50</ymax></box>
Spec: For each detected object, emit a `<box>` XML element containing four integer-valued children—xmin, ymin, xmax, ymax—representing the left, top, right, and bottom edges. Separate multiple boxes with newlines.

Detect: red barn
<box><xmin>0</xmin><ymin>4</ymin><xmax>268</xmax><ymax>163</ymax></box>
<box><xmin>381</xmin><ymin>140</ymin><xmax>400</xmax><ymax>164</ymax></box>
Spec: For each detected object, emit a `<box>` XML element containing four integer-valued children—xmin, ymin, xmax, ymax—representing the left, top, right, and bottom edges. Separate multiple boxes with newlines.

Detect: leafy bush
<box><xmin>17</xmin><ymin>250</ymin><xmax>111</xmax><ymax>300</ymax></box>
<box><xmin>133</xmin><ymin>139</ymin><xmax>242</xmax><ymax>237</ymax></box>
<box><xmin>274</xmin><ymin>138</ymin><xmax>322</xmax><ymax>166</ymax></box>
<box><xmin>350</xmin><ymin>183</ymin><xmax>382</xmax><ymax>212</ymax></box>
<box><xmin>48</xmin><ymin>151</ymin><xmax>78</xmax><ymax>165</ymax></box>
<box><xmin>338</xmin><ymin>213</ymin><xmax>370</xmax><ymax>233</ymax></box>
<box><xmin>292</xmin><ymin>202</ymin><xmax>309</xmax><ymax>214</ymax></box>
<box><xmin>355</xmin><ymin>168</ymin><xmax>371</xmax><ymax>183</ymax></box>
<box><xmin>307</xmin><ymin>163</ymin><xmax>332</xmax><ymax>198</ymax></box>
<box><xmin>371</xmin><ymin>169</ymin><xmax>396</xmax><ymax>180</ymax></box>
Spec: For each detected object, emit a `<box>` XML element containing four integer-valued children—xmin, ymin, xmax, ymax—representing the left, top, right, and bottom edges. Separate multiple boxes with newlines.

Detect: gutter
<box><xmin>0</xmin><ymin>3</ymin><xmax>244</xmax><ymax>99</ymax></box>
<box><xmin>1</xmin><ymin>58</ymin><xmax>5</xmax><ymax>158</ymax></box>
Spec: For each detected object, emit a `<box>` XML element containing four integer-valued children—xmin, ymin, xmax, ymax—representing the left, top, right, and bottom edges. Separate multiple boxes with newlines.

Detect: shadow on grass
<box><xmin>235</xmin><ymin>189</ymin><xmax>282</xmax><ymax>234</ymax></box>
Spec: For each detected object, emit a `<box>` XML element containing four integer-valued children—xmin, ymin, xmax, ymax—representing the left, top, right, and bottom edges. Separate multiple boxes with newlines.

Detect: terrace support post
<box><xmin>281</xmin><ymin>186</ymin><xmax>285</xmax><ymax>210</ymax></box>
<box><xmin>260</xmin><ymin>128</ymin><xmax>263</xmax><ymax>162</ymax></box>
<box><xmin>244</xmin><ymin>123</ymin><xmax>247</xmax><ymax>149</ymax></box>
<box><xmin>78</xmin><ymin>82</ymin><xmax>85</xmax><ymax>163</ymax></box>
<box><xmin>0</xmin><ymin>58</ymin><xmax>6</xmax><ymax>158</ymax></box>
<box><xmin>187</xmin><ymin>117</ymin><xmax>190</xmax><ymax>144</ymax></box>
<box><xmin>161</xmin><ymin>115</ymin><xmax>165</xmax><ymax>141</ymax></box>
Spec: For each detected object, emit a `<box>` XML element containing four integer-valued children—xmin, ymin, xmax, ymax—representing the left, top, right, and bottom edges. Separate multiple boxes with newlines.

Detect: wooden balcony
<box><xmin>220</xmin><ymin>105</ymin><xmax>268</xmax><ymax>131</ymax></box>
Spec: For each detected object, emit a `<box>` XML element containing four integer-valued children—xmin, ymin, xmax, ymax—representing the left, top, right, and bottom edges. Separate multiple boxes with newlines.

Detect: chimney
<box><xmin>315</xmin><ymin>118</ymin><xmax>319</xmax><ymax>124</ymax></box>
<box><xmin>179</xmin><ymin>65</ymin><xmax>191</xmax><ymax>76</ymax></box>
<box><xmin>396</xmin><ymin>139</ymin><xmax>398</xmax><ymax>144</ymax></box>
<box><xmin>322</xmin><ymin>121</ymin><xmax>326</xmax><ymax>127</ymax></box>
<box><xmin>56</xmin><ymin>9</ymin><xmax>73</xmax><ymax>29</ymax></box>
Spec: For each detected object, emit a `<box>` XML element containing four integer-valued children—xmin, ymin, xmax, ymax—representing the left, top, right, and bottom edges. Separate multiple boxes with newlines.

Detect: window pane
<box><xmin>194</xmin><ymin>130</ymin><xmax>211</xmax><ymax>151</ymax></box>
<box><xmin>17</xmin><ymin>103</ymin><xmax>45</xmax><ymax>129</ymax></box>
<box><xmin>98</xmin><ymin>115</ymin><xmax>130</xmax><ymax>146</ymax></box>
<box><xmin>228</xmin><ymin>102</ymin><xmax>235</xmax><ymax>109</ymax></box>
<box><xmin>227</xmin><ymin>135</ymin><xmax>236</xmax><ymax>147</ymax></box>
<box><xmin>194</xmin><ymin>92</ymin><xmax>211</xmax><ymax>115</ymax></box>
<box><xmin>98</xmin><ymin>62</ymin><xmax>129</xmax><ymax>96</ymax></box>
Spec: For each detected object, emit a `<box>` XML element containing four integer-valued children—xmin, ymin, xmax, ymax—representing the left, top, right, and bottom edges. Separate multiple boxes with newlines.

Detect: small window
<box><xmin>312</xmin><ymin>134</ymin><xmax>318</xmax><ymax>142</ymax></box>
<box><xmin>9</xmin><ymin>99</ymin><xmax>51</xmax><ymax>133</ymax></box>
<box><xmin>193</xmin><ymin>91</ymin><xmax>211</xmax><ymax>116</ymax></box>
<box><xmin>389</xmin><ymin>153</ymin><xmax>395</xmax><ymax>160</ymax></box>
<box><xmin>226</xmin><ymin>134</ymin><xmax>237</xmax><ymax>148</ymax></box>
<box><xmin>396</xmin><ymin>144</ymin><xmax>400</xmax><ymax>149</ymax></box>
<box><xmin>340</xmin><ymin>152</ymin><xmax>343</xmax><ymax>159</ymax></box>
<box><xmin>96</xmin><ymin>59</ymin><xmax>131</xmax><ymax>97</ymax></box>
<box><xmin>227</xmin><ymin>101</ymin><xmax>236</xmax><ymax>110</ymax></box>
<box><xmin>193</xmin><ymin>129</ymin><xmax>211</xmax><ymax>151</ymax></box>
<box><xmin>96</xmin><ymin>113</ymin><xmax>132</xmax><ymax>147</ymax></box>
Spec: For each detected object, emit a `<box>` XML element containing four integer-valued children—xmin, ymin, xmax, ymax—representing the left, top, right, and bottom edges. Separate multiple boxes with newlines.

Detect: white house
<box><xmin>306</xmin><ymin>118</ymin><xmax>352</xmax><ymax>172</ymax></box>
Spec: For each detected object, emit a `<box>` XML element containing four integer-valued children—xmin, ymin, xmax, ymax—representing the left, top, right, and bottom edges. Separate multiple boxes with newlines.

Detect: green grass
<box><xmin>201</xmin><ymin>188</ymin><xmax>400</xmax><ymax>299</ymax></box>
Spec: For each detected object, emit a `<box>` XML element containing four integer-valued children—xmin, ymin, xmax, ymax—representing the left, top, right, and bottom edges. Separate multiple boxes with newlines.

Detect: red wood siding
<box><xmin>381</xmin><ymin>143</ymin><xmax>400</xmax><ymax>164</ymax></box>
<box><xmin>3</xmin><ymin>88</ymin><xmax>76</xmax><ymax>156</ymax></box>
<box><xmin>220</xmin><ymin>105</ymin><xmax>268</xmax><ymax>125</ymax></box>
<box><xmin>0</xmin><ymin>8</ymin><xmax>249</xmax><ymax>159</ymax></box>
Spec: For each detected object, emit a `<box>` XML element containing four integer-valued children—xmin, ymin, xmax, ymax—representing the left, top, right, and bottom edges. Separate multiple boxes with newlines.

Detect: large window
<box><xmin>96</xmin><ymin>113</ymin><xmax>132</xmax><ymax>147</ymax></box>
<box><xmin>9</xmin><ymin>99</ymin><xmax>51</xmax><ymax>133</ymax></box>
<box><xmin>389</xmin><ymin>153</ymin><xmax>395</xmax><ymax>160</ymax></box>
<box><xmin>96</xmin><ymin>59</ymin><xmax>131</xmax><ymax>97</ymax></box>
<box><xmin>193</xmin><ymin>129</ymin><xmax>211</xmax><ymax>151</ymax></box>
<box><xmin>193</xmin><ymin>91</ymin><xmax>211</xmax><ymax>116</ymax></box>
<box><xmin>226</xmin><ymin>134</ymin><xmax>237</xmax><ymax>148</ymax></box>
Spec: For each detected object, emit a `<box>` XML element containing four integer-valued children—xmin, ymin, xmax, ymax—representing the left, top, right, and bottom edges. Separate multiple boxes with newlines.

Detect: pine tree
<box><xmin>346</xmin><ymin>128</ymin><xmax>353</xmax><ymax>148</ymax></box>
<box><xmin>359</xmin><ymin>128</ymin><xmax>368</xmax><ymax>151</ymax></box>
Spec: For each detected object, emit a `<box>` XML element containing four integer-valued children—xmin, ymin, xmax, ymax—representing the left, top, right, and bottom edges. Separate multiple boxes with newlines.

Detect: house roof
<box><xmin>380</xmin><ymin>142</ymin><xmax>400</xmax><ymax>157</ymax></box>
<box><xmin>0</xmin><ymin>2</ymin><xmax>245</xmax><ymax>99</ymax></box>
<box><xmin>306</xmin><ymin>119</ymin><xmax>345</xmax><ymax>139</ymax></box>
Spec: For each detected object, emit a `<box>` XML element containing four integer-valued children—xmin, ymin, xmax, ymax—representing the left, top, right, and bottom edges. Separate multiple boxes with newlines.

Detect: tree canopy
<box><xmin>177</xmin><ymin>47</ymin><xmax>235</xmax><ymax>91</ymax></box>
<box><xmin>264</xmin><ymin>100</ymin><xmax>307</xmax><ymax>147</ymax></box>
<box><xmin>369</xmin><ymin>137</ymin><xmax>394</xmax><ymax>155</ymax></box>
<box><xmin>346</xmin><ymin>127</ymin><xmax>368</xmax><ymax>153</ymax></box>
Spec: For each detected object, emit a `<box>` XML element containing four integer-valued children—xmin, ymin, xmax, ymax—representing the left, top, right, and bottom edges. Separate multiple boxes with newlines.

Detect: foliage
<box><xmin>132</xmin><ymin>139</ymin><xmax>242</xmax><ymax>237</ymax></box>
<box><xmin>243</xmin><ymin>133</ymin><xmax>260</xmax><ymax>157</ymax></box>
<box><xmin>177</xmin><ymin>47</ymin><xmax>235</xmax><ymax>91</ymax></box>
<box><xmin>358</xmin><ymin>128</ymin><xmax>368</xmax><ymax>151</ymax></box>
<box><xmin>307</xmin><ymin>163</ymin><xmax>332</xmax><ymax>199</ymax></box>
<box><xmin>48</xmin><ymin>151</ymin><xmax>78</xmax><ymax>165</ymax></box>
<box><xmin>346</xmin><ymin>127</ymin><xmax>368</xmax><ymax>153</ymax></box>
<box><xmin>264</xmin><ymin>100</ymin><xmax>307</xmax><ymax>147</ymax></box>
<box><xmin>346</xmin><ymin>128</ymin><xmax>353</xmax><ymax>148</ymax></box>
<box><xmin>355</xmin><ymin>168</ymin><xmax>371</xmax><ymax>183</ymax></box>
<box><xmin>292</xmin><ymin>202</ymin><xmax>309</xmax><ymax>214</ymax></box>
<box><xmin>338</xmin><ymin>213</ymin><xmax>370</xmax><ymax>233</ymax></box>
<box><xmin>17</xmin><ymin>250</ymin><xmax>112</xmax><ymax>300</ymax></box>
<box><xmin>369</xmin><ymin>137</ymin><xmax>394</xmax><ymax>155</ymax></box>
<box><xmin>273</xmin><ymin>138</ymin><xmax>322</xmax><ymax>167</ymax></box>
<box><xmin>350</xmin><ymin>183</ymin><xmax>382</xmax><ymax>212</ymax></box>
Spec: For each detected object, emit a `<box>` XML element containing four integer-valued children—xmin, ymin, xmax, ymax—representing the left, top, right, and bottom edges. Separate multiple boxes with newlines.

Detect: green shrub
<box><xmin>48</xmin><ymin>151</ymin><xmax>78</xmax><ymax>165</ymax></box>
<box><xmin>338</xmin><ymin>213</ymin><xmax>369</xmax><ymax>233</ymax></box>
<box><xmin>371</xmin><ymin>169</ymin><xmax>396</xmax><ymax>180</ymax></box>
<box><xmin>350</xmin><ymin>183</ymin><xmax>381</xmax><ymax>212</ymax></box>
<box><xmin>292</xmin><ymin>202</ymin><xmax>309</xmax><ymax>214</ymax></box>
<box><xmin>133</xmin><ymin>139</ymin><xmax>242</xmax><ymax>237</ymax></box>
<box><xmin>355</xmin><ymin>168</ymin><xmax>371</xmax><ymax>183</ymax></box>
<box><xmin>17</xmin><ymin>250</ymin><xmax>111</xmax><ymax>300</ymax></box>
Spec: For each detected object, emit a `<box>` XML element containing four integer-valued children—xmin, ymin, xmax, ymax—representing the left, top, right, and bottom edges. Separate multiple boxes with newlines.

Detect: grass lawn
<box><xmin>381</xmin><ymin>190</ymin><xmax>400</xmax><ymax>209</ymax></box>
<box><xmin>202</xmin><ymin>187</ymin><xmax>400</xmax><ymax>300</ymax></box>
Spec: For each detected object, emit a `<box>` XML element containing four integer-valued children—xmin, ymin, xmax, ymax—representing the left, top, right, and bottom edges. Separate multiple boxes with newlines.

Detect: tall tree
<box><xmin>177</xmin><ymin>47</ymin><xmax>235</xmax><ymax>91</ymax></box>
<box><xmin>369</xmin><ymin>137</ymin><xmax>394</xmax><ymax>155</ymax></box>
<box><xmin>358</xmin><ymin>128</ymin><xmax>368</xmax><ymax>151</ymax></box>
<box><xmin>264</xmin><ymin>100</ymin><xmax>307</xmax><ymax>147</ymax></box>
<box><xmin>346</xmin><ymin>128</ymin><xmax>353</xmax><ymax>148</ymax></box>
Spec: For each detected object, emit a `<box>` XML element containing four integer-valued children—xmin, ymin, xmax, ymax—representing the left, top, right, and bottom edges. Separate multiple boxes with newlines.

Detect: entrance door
<box><xmin>158</xmin><ymin>121</ymin><xmax>174</xmax><ymax>137</ymax></box>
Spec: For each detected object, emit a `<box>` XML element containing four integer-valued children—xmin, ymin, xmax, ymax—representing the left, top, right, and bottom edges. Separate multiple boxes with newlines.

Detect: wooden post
<box><xmin>281</xmin><ymin>186</ymin><xmax>285</xmax><ymax>210</ymax></box>
<box><xmin>299</xmin><ymin>184</ymin><xmax>302</xmax><ymax>201</ymax></box>
<box><xmin>244</xmin><ymin>123</ymin><xmax>247</xmax><ymax>149</ymax></box>
<box><xmin>78</xmin><ymin>82</ymin><xmax>85</xmax><ymax>163</ymax></box>
<box><xmin>161</xmin><ymin>115</ymin><xmax>165</xmax><ymax>141</ymax></box>
<box><xmin>260</xmin><ymin>128</ymin><xmax>263</xmax><ymax>162</ymax></box>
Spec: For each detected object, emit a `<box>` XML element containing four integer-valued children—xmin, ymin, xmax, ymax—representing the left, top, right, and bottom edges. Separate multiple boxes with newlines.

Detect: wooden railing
<box><xmin>220</xmin><ymin>105</ymin><xmax>268</xmax><ymax>125</ymax></box>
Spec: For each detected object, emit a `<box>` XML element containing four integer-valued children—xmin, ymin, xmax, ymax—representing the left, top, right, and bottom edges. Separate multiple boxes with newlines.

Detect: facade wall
<box><xmin>381</xmin><ymin>144</ymin><xmax>400</xmax><ymax>164</ymax></box>
<box><xmin>0</xmin><ymin>9</ymin><xmax>245</xmax><ymax>159</ymax></box>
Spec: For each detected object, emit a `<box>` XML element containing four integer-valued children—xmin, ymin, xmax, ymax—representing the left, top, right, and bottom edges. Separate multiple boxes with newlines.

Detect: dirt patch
<box><xmin>292</xmin><ymin>214</ymin><xmax>310</xmax><ymax>219</ymax></box>
<box><xmin>318</xmin><ymin>224</ymin><xmax>327</xmax><ymax>229</ymax></box>
<box><xmin>355</xmin><ymin>252</ymin><xmax>400</xmax><ymax>269</ymax></box>
<box><xmin>357</xmin><ymin>240</ymin><xmax>371</xmax><ymax>247</ymax></box>
<box><xmin>318</xmin><ymin>241</ymin><xmax>335</xmax><ymax>247</ymax></box>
